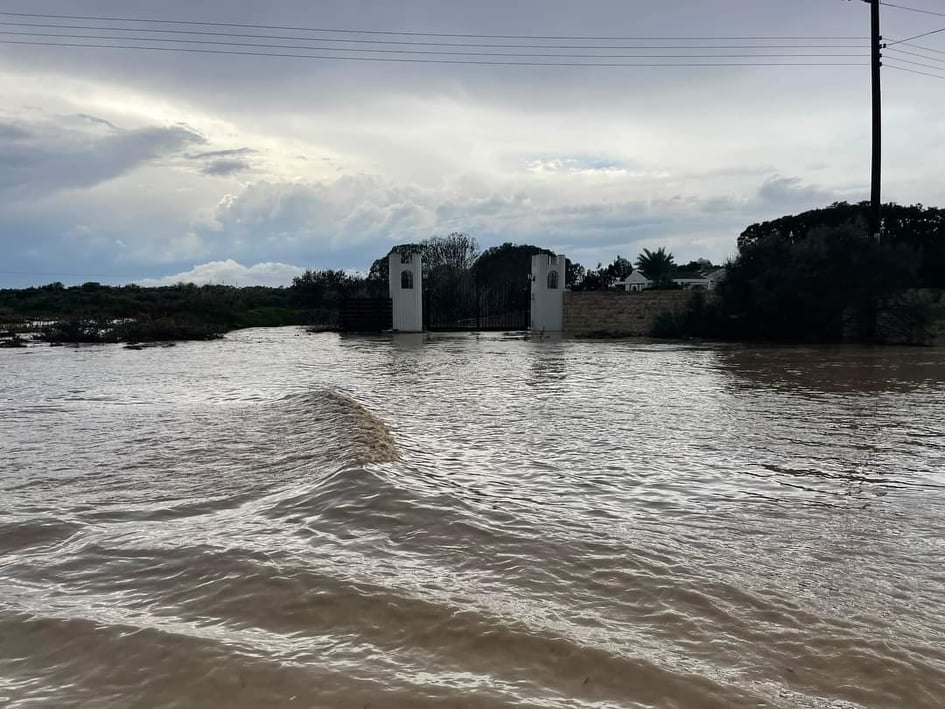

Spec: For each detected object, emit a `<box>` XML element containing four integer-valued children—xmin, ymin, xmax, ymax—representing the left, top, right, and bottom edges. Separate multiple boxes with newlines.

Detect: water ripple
<box><xmin>2</xmin><ymin>330</ymin><xmax>945</xmax><ymax>707</ymax></box>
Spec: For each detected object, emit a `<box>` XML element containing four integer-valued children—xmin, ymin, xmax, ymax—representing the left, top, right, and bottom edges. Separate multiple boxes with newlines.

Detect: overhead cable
<box><xmin>881</xmin><ymin>54</ymin><xmax>945</xmax><ymax>71</ymax></box>
<box><xmin>900</xmin><ymin>40</ymin><xmax>945</xmax><ymax>55</ymax></box>
<box><xmin>885</xmin><ymin>62</ymin><xmax>945</xmax><ymax>79</ymax></box>
<box><xmin>0</xmin><ymin>38</ymin><xmax>871</xmax><ymax>67</ymax></box>
<box><xmin>879</xmin><ymin>2</ymin><xmax>945</xmax><ymax>19</ymax></box>
<box><xmin>886</xmin><ymin>25</ymin><xmax>945</xmax><ymax>45</ymax></box>
<box><xmin>0</xmin><ymin>21</ymin><xmax>869</xmax><ymax>50</ymax></box>
<box><xmin>885</xmin><ymin>46</ymin><xmax>945</xmax><ymax>63</ymax></box>
<box><xmin>0</xmin><ymin>31</ymin><xmax>870</xmax><ymax>58</ymax></box>
<box><xmin>0</xmin><ymin>11</ymin><xmax>870</xmax><ymax>41</ymax></box>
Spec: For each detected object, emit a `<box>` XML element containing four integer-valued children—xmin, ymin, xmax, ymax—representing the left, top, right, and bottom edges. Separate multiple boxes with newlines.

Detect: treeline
<box><xmin>0</xmin><ymin>282</ymin><xmax>310</xmax><ymax>342</ymax></box>
<box><xmin>652</xmin><ymin>202</ymin><xmax>945</xmax><ymax>344</ymax></box>
<box><xmin>3</xmin><ymin>202</ymin><xmax>942</xmax><ymax>344</ymax></box>
<box><xmin>570</xmin><ymin>248</ymin><xmax>719</xmax><ymax>290</ymax></box>
<box><xmin>0</xmin><ymin>233</ymin><xmax>561</xmax><ymax>342</ymax></box>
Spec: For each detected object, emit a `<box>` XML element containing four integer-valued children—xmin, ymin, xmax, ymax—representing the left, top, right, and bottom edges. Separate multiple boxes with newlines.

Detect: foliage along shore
<box><xmin>648</xmin><ymin>202</ymin><xmax>945</xmax><ymax>346</ymax></box>
<box><xmin>1</xmin><ymin>201</ymin><xmax>943</xmax><ymax>346</ymax></box>
<box><xmin>0</xmin><ymin>284</ymin><xmax>313</xmax><ymax>344</ymax></box>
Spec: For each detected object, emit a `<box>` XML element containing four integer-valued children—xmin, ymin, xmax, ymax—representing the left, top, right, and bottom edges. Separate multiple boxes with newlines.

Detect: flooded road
<box><xmin>1</xmin><ymin>329</ymin><xmax>944</xmax><ymax>707</ymax></box>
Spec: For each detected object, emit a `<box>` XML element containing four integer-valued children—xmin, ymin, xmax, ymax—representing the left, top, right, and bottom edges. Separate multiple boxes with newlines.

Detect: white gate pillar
<box><xmin>530</xmin><ymin>253</ymin><xmax>565</xmax><ymax>332</ymax></box>
<box><xmin>389</xmin><ymin>251</ymin><xmax>423</xmax><ymax>332</ymax></box>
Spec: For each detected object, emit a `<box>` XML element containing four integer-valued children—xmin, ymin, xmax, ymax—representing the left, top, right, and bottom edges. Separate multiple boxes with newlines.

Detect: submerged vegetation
<box><xmin>0</xmin><ymin>282</ymin><xmax>311</xmax><ymax>343</ymax></box>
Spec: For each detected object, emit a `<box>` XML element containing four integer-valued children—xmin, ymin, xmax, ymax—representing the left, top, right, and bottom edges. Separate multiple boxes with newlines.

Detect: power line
<box><xmin>0</xmin><ymin>22</ymin><xmax>869</xmax><ymax>50</ymax></box>
<box><xmin>885</xmin><ymin>61</ymin><xmax>945</xmax><ymax>79</ymax></box>
<box><xmin>882</xmin><ymin>54</ymin><xmax>945</xmax><ymax>71</ymax></box>
<box><xmin>879</xmin><ymin>2</ymin><xmax>945</xmax><ymax>18</ymax></box>
<box><xmin>0</xmin><ymin>39</ymin><xmax>871</xmax><ymax>67</ymax></box>
<box><xmin>886</xmin><ymin>46</ymin><xmax>945</xmax><ymax>63</ymax></box>
<box><xmin>887</xmin><ymin>25</ymin><xmax>945</xmax><ymax>45</ymax></box>
<box><xmin>0</xmin><ymin>31</ymin><xmax>870</xmax><ymax>59</ymax></box>
<box><xmin>900</xmin><ymin>40</ymin><xmax>945</xmax><ymax>55</ymax></box>
<box><xmin>0</xmin><ymin>11</ymin><xmax>870</xmax><ymax>41</ymax></box>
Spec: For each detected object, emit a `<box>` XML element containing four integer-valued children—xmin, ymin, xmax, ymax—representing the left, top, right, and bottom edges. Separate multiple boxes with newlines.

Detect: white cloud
<box><xmin>136</xmin><ymin>259</ymin><xmax>306</xmax><ymax>287</ymax></box>
<box><xmin>2</xmin><ymin>0</ymin><xmax>945</xmax><ymax>288</ymax></box>
<box><xmin>194</xmin><ymin>170</ymin><xmax>844</xmax><ymax>268</ymax></box>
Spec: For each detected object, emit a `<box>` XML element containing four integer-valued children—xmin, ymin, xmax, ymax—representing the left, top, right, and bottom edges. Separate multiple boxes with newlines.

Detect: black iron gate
<box><xmin>424</xmin><ymin>270</ymin><xmax>530</xmax><ymax>331</ymax></box>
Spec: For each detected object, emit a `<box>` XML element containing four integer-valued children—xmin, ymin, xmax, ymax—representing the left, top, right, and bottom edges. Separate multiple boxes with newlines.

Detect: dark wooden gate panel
<box><xmin>338</xmin><ymin>298</ymin><xmax>392</xmax><ymax>332</ymax></box>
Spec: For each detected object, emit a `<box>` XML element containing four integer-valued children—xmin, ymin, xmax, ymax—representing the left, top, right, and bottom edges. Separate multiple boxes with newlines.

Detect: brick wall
<box><xmin>563</xmin><ymin>290</ymin><xmax>694</xmax><ymax>337</ymax></box>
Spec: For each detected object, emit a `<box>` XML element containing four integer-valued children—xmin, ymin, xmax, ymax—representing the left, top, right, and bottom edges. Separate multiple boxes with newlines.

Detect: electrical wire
<box><xmin>879</xmin><ymin>2</ymin><xmax>945</xmax><ymax>19</ymax></box>
<box><xmin>0</xmin><ymin>31</ymin><xmax>870</xmax><ymax>59</ymax></box>
<box><xmin>900</xmin><ymin>40</ymin><xmax>945</xmax><ymax>55</ymax></box>
<box><xmin>886</xmin><ymin>25</ymin><xmax>945</xmax><ymax>45</ymax></box>
<box><xmin>0</xmin><ymin>39</ymin><xmax>871</xmax><ymax>67</ymax></box>
<box><xmin>885</xmin><ymin>61</ymin><xmax>945</xmax><ymax>79</ymax></box>
<box><xmin>882</xmin><ymin>54</ymin><xmax>945</xmax><ymax>71</ymax></box>
<box><xmin>886</xmin><ymin>46</ymin><xmax>945</xmax><ymax>63</ymax></box>
<box><xmin>0</xmin><ymin>21</ymin><xmax>869</xmax><ymax>50</ymax></box>
<box><xmin>0</xmin><ymin>11</ymin><xmax>869</xmax><ymax>41</ymax></box>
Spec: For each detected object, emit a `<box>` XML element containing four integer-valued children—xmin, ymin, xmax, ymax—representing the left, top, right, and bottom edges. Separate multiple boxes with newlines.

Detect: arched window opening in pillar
<box><xmin>547</xmin><ymin>270</ymin><xmax>559</xmax><ymax>289</ymax></box>
<box><xmin>401</xmin><ymin>270</ymin><xmax>414</xmax><ymax>289</ymax></box>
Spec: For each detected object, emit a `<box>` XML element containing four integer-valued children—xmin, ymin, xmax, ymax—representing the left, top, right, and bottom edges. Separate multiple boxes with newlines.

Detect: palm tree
<box><xmin>635</xmin><ymin>247</ymin><xmax>676</xmax><ymax>286</ymax></box>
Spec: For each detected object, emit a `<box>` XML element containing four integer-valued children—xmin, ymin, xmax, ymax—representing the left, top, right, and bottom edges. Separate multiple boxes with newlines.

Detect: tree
<box><xmin>636</xmin><ymin>247</ymin><xmax>676</xmax><ymax>287</ymax></box>
<box><xmin>716</xmin><ymin>222</ymin><xmax>920</xmax><ymax>342</ymax></box>
<box><xmin>678</xmin><ymin>259</ymin><xmax>715</xmax><ymax>276</ymax></box>
<box><xmin>367</xmin><ymin>233</ymin><xmax>480</xmax><ymax>287</ymax></box>
<box><xmin>473</xmin><ymin>243</ymin><xmax>549</xmax><ymax>289</ymax></box>
<box><xmin>290</xmin><ymin>269</ymin><xmax>358</xmax><ymax>307</ymax></box>
<box><xmin>566</xmin><ymin>260</ymin><xmax>585</xmax><ymax>288</ymax></box>
<box><xmin>570</xmin><ymin>263</ymin><xmax>614</xmax><ymax>291</ymax></box>
<box><xmin>737</xmin><ymin>201</ymin><xmax>945</xmax><ymax>288</ymax></box>
<box><xmin>423</xmin><ymin>232</ymin><xmax>480</xmax><ymax>274</ymax></box>
<box><xmin>604</xmin><ymin>255</ymin><xmax>633</xmax><ymax>280</ymax></box>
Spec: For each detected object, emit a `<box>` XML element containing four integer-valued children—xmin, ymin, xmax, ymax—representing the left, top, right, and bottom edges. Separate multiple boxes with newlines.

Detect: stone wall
<box><xmin>563</xmin><ymin>290</ymin><xmax>694</xmax><ymax>337</ymax></box>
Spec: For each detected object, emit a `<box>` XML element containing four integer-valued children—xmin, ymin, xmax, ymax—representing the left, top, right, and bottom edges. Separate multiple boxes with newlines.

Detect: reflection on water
<box><xmin>1</xmin><ymin>330</ymin><xmax>945</xmax><ymax>708</ymax></box>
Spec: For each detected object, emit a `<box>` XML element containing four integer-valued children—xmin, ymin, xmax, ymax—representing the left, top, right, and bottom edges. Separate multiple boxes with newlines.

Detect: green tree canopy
<box><xmin>472</xmin><ymin>243</ymin><xmax>550</xmax><ymax>289</ymax></box>
<box><xmin>366</xmin><ymin>233</ymin><xmax>480</xmax><ymax>286</ymax></box>
<box><xmin>737</xmin><ymin>201</ymin><xmax>945</xmax><ymax>288</ymax></box>
<box><xmin>636</xmin><ymin>247</ymin><xmax>676</xmax><ymax>285</ymax></box>
<box><xmin>717</xmin><ymin>222</ymin><xmax>920</xmax><ymax>341</ymax></box>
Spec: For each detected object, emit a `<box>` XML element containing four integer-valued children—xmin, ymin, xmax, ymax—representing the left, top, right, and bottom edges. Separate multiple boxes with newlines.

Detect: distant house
<box><xmin>614</xmin><ymin>267</ymin><xmax>726</xmax><ymax>292</ymax></box>
<box><xmin>620</xmin><ymin>271</ymin><xmax>653</xmax><ymax>291</ymax></box>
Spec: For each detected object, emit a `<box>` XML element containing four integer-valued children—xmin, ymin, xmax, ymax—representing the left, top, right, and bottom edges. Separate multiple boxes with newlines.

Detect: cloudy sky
<box><xmin>1</xmin><ymin>0</ymin><xmax>943</xmax><ymax>287</ymax></box>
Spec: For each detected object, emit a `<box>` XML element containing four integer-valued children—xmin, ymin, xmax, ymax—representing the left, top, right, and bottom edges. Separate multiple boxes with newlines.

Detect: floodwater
<box><xmin>1</xmin><ymin>329</ymin><xmax>944</xmax><ymax>708</ymax></box>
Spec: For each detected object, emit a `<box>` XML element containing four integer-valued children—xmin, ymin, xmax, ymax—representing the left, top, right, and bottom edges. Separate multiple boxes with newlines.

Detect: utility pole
<box><xmin>869</xmin><ymin>0</ymin><xmax>882</xmax><ymax>239</ymax></box>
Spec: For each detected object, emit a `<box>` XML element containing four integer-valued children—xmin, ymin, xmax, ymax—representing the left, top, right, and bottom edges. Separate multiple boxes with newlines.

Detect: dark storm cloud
<box><xmin>187</xmin><ymin>148</ymin><xmax>256</xmax><ymax>160</ymax></box>
<box><xmin>186</xmin><ymin>147</ymin><xmax>256</xmax><ymax>176</ymax></box>
<box><xmin>0</xmin><ymin>117</ymin><xmax>205</xmax><ymax>198</ymax></box>
<box><xmin>71</xmin><ymin>113</ymin><xmax>120</xmax><ymax>130</ymax></box>
<box><xmin>200</xmin><ymin>158</ymin><xmax>252</xmax><ymax>176</ymax></box>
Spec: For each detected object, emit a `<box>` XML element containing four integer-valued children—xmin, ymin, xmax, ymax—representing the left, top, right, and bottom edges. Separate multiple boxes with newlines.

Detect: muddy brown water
<box><xmin>1</xmin><ymin>329</ymin><xmax>944</xmax><ymax>708</ymax></box>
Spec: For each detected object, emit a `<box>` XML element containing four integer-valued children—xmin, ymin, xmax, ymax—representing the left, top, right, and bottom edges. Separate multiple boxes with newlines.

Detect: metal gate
<box><xmin>424</xmin><ymin>270</ymin><xmax>530</xmax><ymax>331</ymax></box>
